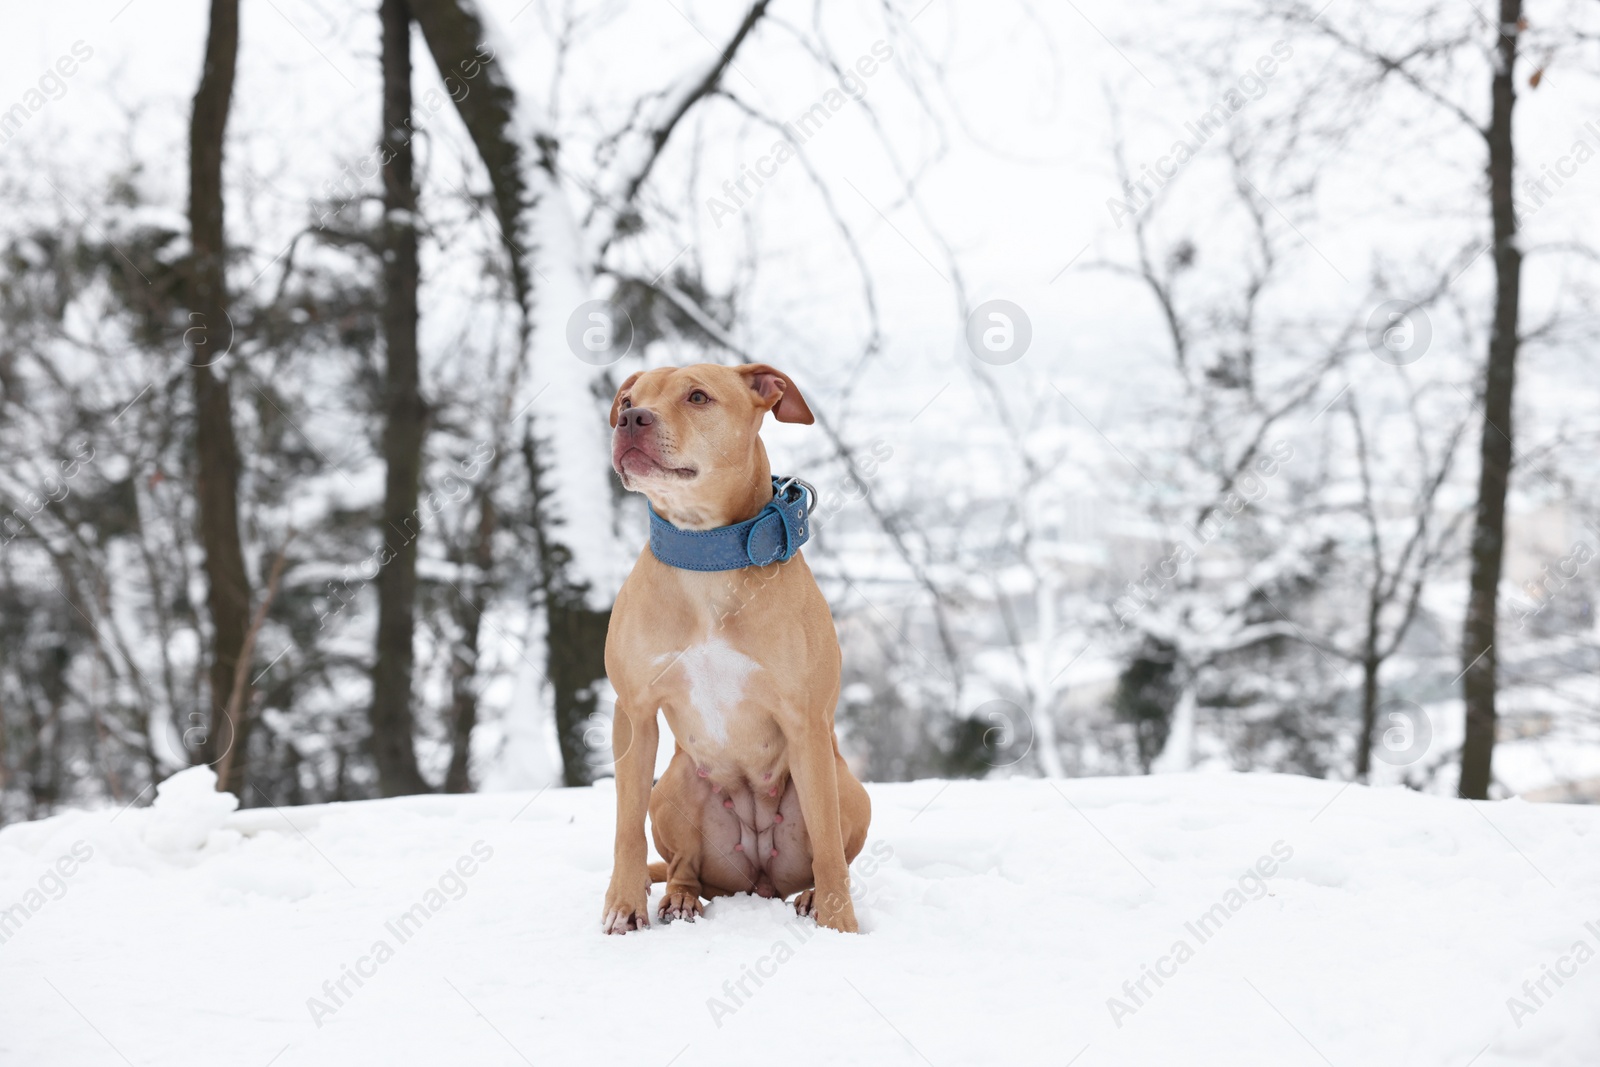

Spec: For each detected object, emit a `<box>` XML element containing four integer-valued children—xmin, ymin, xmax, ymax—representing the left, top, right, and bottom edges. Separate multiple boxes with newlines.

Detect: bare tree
<box><xmin>1268</xmin><ymin>0</ymin><xmax>1530</xmax><ymax>797</ymax></box>
<box><xmin>187</xmin><ymin>0</ymin><xmax>254</xmax><ymax>785</ymax></box>
<box><xmin>1339</xmin><ymin>389</ymin><xmax>1470</xmax><ymax>780</ymax></box>
<box><xmin>1458</xmin><ymin>0</ymin><xmax>1523</xmax><ymax>799</ymax></box>
<box><xmin>1089</xmin><ymin>123</ymin><xmax>1353</xmax><ymax>772</ymax></box>
<box><xmin>370</xmin><ymin>0</ymin><xmax>431</xmax><ymax>796</ymax></box>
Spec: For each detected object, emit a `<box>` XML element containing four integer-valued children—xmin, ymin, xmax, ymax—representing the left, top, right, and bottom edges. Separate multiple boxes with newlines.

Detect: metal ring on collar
<box><xmin>775</xmin><ymin>475</ymin><xmax>816</xmax><ymax>512</ymax></box>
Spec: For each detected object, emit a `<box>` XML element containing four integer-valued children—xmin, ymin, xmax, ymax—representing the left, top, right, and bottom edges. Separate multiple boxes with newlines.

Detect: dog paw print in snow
<box><xmin>139</xmin><ymin>766</ymin><xmax>240</xmax><ymax>856</ymax></box>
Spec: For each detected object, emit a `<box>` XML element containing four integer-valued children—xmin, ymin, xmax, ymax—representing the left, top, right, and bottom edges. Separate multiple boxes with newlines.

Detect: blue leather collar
<box><xmin>648</xmin><ymin>476</ymin><xmax>815</xmax><ymax>571</ymax></box>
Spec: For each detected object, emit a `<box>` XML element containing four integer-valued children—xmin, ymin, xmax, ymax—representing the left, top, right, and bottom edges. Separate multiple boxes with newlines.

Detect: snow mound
<box><xmin>1</xmin><ymin>773</ymin><xmax>1597</xmax><ymax>1066</ymax></box>
<box><xmin>140</xmin><ymin>766</ymin><xmax>240</xmax><ymax>855</ymax></box>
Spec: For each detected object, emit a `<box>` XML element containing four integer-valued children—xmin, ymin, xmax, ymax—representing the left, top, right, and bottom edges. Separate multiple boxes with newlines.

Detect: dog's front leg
<box><xmin>602</xmin><ymin>701</ymin><xmax>658</xmax><ymax>934</ymax></box>
<box><xmin>786</xmin><ymin>717</ymin><xmax>859</xmax><ymax>933</ymax></box>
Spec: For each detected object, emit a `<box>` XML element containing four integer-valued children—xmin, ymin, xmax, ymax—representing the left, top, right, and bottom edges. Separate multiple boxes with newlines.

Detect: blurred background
<box><xmin>1</xmin><ymin>0</ymin><xmax>1597</xmax><ymax>824</ymax></box>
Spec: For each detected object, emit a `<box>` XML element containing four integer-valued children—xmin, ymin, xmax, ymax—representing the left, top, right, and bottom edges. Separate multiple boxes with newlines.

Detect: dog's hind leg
<box><xmin>837</xmin><ymin>750</ymin><xmax>871</xmax><ymax>865</ymax></box>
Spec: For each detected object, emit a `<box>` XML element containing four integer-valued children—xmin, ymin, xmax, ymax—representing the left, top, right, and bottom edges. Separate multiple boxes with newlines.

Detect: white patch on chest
<box><xmin>653</xmin><ymin>638</ymin><xmax>760</xmax><ymax>744</ymax></box>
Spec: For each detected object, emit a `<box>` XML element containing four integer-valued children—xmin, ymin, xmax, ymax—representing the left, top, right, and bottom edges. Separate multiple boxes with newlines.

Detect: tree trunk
<box><xmin>1356</xmin><ymin>655</ymin><xmax>1379</xmax><ymax>781</ymax></box>
<box><xmin>188</xmin><ymin>0</ymin><xmax>253</xmax><ymax>782</ymax></box>
<box><xmin>444</xmin><ymin>491</ymin><xmax>495</xmax><ymax>793</ymax></box>
<box><xmin>523</xmin><ymin>429</ymin><xmax>607</xmax><ymax>786</ymax></box>
<box><xmin>545</xmin><ymin>600</ymin><xmax>611</xmax><ymax>787</ymax></box>
<box><xmin>1459</xmin><ymin>0</ymin><xmax>1522</xmax><ymax>801</ymax></box>
<box><xmin>1355</xmin><ymin>584</ymin><xmax>1383</xmax><ymax>780</ymax></box>
<box><xmin>369</xmin><ymin>0</ymin><xmax>431</xmax><ymax>796</ymax></box>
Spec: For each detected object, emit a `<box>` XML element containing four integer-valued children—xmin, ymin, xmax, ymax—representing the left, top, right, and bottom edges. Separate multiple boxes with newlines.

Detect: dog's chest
<box><xmin>651</xmin><ymin>637</ymin><xmax>762</xmax><ymax>745</ymax></box>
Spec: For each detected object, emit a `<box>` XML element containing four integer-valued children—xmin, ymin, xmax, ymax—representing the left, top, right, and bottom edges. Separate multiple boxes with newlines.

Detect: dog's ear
<box><xmin>608</xmin><ymin>371</ymin><xmax>644</xmax><ymax>428</ymax></box>
<box><xmin>738</xmin><ymin>364</ymin><xmax>814</xmax><ymax>425</ymax></box>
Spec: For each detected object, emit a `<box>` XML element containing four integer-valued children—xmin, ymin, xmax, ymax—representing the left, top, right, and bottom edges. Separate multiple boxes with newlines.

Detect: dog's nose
<box><xmin>617</xmin><ymin>407</ymin><xmax>656</xmax><ymax>430</ymax></box>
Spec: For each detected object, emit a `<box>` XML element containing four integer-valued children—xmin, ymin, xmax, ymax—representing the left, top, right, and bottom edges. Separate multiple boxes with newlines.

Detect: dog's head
<box><xmin>609</xmin><ymin>363</ymin><xmax>813</xmax><ymax>529</ymax></box>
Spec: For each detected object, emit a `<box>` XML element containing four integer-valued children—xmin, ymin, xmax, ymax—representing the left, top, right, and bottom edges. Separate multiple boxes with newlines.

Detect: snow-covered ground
<box><xmin>2</xmin><ymin>767</ymin><xmax>1597</xmax><ymax>1066</ymax></box>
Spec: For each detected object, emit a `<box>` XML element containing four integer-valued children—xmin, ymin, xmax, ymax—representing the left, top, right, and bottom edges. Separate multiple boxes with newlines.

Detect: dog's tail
<box><xmin>648</xmin><ymin>861</ymin><xmax>670</xmax><ymax>883</ymax></box>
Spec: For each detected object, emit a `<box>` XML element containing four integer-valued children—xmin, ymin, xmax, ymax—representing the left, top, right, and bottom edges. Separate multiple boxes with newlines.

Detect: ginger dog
<box><xmin>600</xmin><ymin>363</ymin><xmax>869</xmax><ymax>935</ymax></box>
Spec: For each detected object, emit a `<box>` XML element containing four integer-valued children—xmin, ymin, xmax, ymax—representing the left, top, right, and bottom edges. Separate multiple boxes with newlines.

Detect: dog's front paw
<box><xmin>816</xmin><ymin>904</ymin><xmax>859</xmax><ymax>933</ymax></box>
<box><xmin>601</xmin><ymin>879</ymin><xmax>651</xmax><ymax>935</ymax></box>
<box><xmin>797</xmin><ymin>886</ymin><xmax>859</xmax><ymax>933</ymax></box>
<box><xmin>658</xmin><ymin>884</ymin><xmax>704</xmax><ymax>923</ymax></box>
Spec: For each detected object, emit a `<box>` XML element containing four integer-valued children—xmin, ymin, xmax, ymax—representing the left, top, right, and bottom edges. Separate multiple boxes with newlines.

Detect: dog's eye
<box><xmin>687</xmin><ymin>390</ymin><xmax>710</xmax><ymax>405</ymax></box>
<box><xmin>619</xmin><ymin>398</ymin><xmax>632</xmax><ymax>410</ymax></box>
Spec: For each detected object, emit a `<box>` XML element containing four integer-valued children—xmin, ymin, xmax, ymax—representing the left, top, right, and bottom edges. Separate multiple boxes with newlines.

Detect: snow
<box><xmin>522</xmin><ymin>167</ymin><xmax>632</xmax><ymax>602</ymax></box>
<box><xmin>137</xmin><ymin>766</ymin><xmax>240</xmax><ymax>855</ymax></box>
<box><xmin>3</xmin><ymin>766</ymin><xmax>1597</xmax><ymax>1066</ymax></box>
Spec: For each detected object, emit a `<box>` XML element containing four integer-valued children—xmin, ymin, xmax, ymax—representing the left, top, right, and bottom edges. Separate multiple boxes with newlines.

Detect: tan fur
<box><xmin>599</xmin><ymin>364</ymin><xmax>869</xmax><ymax>935</ymax></box>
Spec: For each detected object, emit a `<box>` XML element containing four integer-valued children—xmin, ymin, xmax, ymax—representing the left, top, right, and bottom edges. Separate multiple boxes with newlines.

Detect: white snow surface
<box><xmin>3</xmin><ymin>767</ymin><xmax>1598</xmax><ymax>1066</ymax></box>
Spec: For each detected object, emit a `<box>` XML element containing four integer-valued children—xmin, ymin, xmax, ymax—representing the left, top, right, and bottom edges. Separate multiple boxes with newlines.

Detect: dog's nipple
<box><xmin>768</xmin><ymin>786</ymin><xmax>779</xmax><ymax>797</ymax></box>
<box><xmin>772</xmin><ymin>813</ymin><xmax>783</xmax><ymax>824</ymax></box>
<box><xmin>696</xmin><ymin>767</ymin><xmax>708</xmax><ymax>778</ymax></box>
<box><xmin>762</xmin><ymin>772</ymin><xmax>772</xmax><ymax>781</ymax></box>
<box><xmin>734</xmin><ymin>843</ymin><xmax>744</xmax><ymax>852</ymax></box>
<box><xmin>723</xmin><ymin>799</ymin><xmax>733</xmax><ymax>809</ymax></box>
<box><xmin>711</xmin><ymin>782</ymin><xmax>720</xmax><ymax>793</ymax></box>
<box><xmin>770</xmin><ymin>849</ymin><xmax>779</xmax><ymax>858</ymax></box>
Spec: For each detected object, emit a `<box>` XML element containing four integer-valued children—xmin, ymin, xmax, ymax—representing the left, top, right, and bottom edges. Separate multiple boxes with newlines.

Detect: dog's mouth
<box><xmin>614</xmin><ymin>446</ymin><xmax>697</xmax><ymax>481</ymax></box>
